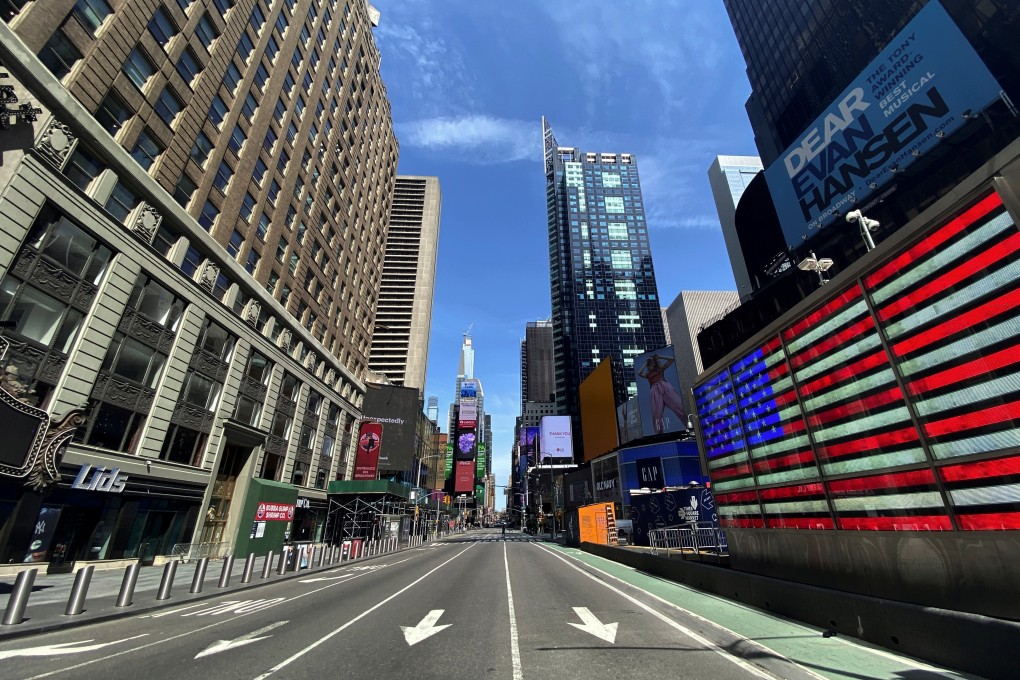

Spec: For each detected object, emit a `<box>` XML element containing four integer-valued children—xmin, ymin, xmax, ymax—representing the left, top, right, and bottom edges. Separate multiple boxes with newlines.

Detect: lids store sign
<box><xmin>71</xmin><ymin>464</ymin><xmax>128</xmax><ymax>493</ymax></box>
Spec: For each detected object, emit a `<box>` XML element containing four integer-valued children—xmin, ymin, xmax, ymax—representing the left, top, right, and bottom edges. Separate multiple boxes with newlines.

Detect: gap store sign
<box><xmin>764</xmin><ymin>1</ymin><xmax>1002</xmax><ymax>246</ymax></box>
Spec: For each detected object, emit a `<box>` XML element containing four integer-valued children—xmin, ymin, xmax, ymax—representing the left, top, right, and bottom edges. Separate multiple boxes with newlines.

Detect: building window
<box><xmin>38</xmin><ymin>31</ymin><xmax>82</xmax><ymax>80</ymax></box>
<box><xmin>266</xmin><ymin>35</ymin><xmax>279</xmax><ymax>62</ymax></box>
<box><xmin>130</xmin><ymin>128</ymin><xmax>164</xmax><ymax>170</ymax></box>
<box><xmin>253</xmin><ymin>63</ymin><xmax>270</xmax><ymax>91</ymax></box>
<box><xmin>198</xmin><ymin>199</ymin><xmax>218</xmax><ymax>231</ymax></box>
<box><xmin>63</xmin><ymin>146</ymin><xmax>104</xmax><ymax>191</ymax></box>
<box><xmin>249</xmin><ymin>4</ymin><xmax>265</xmax><ymax>32</ymax></box>
<box><xmin>177</xmin><ymin>47</ymin><xmax>202</xmax><ymax>85</ymax></box>
<box><xmin>237</xmin><ymin>32</ymin><xmax>254</xmax><ymax>62</ymax></box>
<box><xmin>102</xmin><ymin>332</ymin><xmax>168</xmax><ymax>388</ymax></box>
<box><xmin>208</xmin><ymin>95</ymin><xmax>228</xmax><ymax>127</ymax></box>
<box><xmin>182</xmin><ymin>369</ymin><xmax>221</xmax><ymax>411</ymax></box>
<box><xmin>190</xmin><ymin>131</ymin><xmax>214</xmax><ymax>166</ymax></box>
<box><xmin>148</xmin><ymin>6</ymin><xmax>178</xmax><ymax>46</ymax></box>
<box><xmin>240</xmin><ymin>191</ymin><xmax>256</xmax><ymax>221</ymax></box>
<box><xmin>104</xmin><ymin>182</ymin><xmax>139</xmax><ymax>222</ymax></box>
<box><xmin>279</xmin><ymin>284</ymin><xmax>291</xmax><ymax>306</ymax></box>
<box><xmin>241</xmin><ymin>91</ymin><xmax>258</xmax><ymax>122</ymax></box>
<box><xmin>160</xmin><ymin>426</ymin><xmax>208</xmax><ymax>466</ymax></box>
<box><xmin>123</xmin><ymin>47</ymin><xmax>156</xmax><ymax>90</ymax></box>
<box><xmin>263</xmin><ymin>127</ymin><xmax>277</xmax><ymax>153</ymax></box>
<box><xmin>172</xmin><ymin>173</ymin><xmax>197</xmax><ymax>206</ymax></box>
<box><xmin>267</xmin><ymin>180</ymin><xmax>280</xmax><ymax>205</ymax></box>
<box><xmin>266</xmin><ymin>270</ymin><xmax>279</xmax><ymax>293</ymax></box>
<box><xmin>228</xmin><ymin>125</ymin><xmax>247</xmax><ymax>155</ymax></box>
<box><xmin>155</xmin><ymin>87</ymin><xmax>184</xmax><ymax>126</ymax></box>
<box><xmin>276</xmin><ymin>236</ymin><xmax>287</xmax><ymax>262</ymax></box>
<box><xmin>95</xmin><ymin>92</ymin><xmax>131</xmax><ymax>135</ymax></box>
<box><xmin>72</xmin><ymin>0</ymin><xmax>113</xmax><ymax>34</ymax></box>
<box><xmin>127</xmin><ymin>275</ymin><xmax>185</xmax><ymax>330</ymax></box>
<box><xmin>213</xmin><ymin>160</ymin><xmax>233</xmax><ymax>192</ymax></box>
<box><xmin>227</xmin><ymin>229</ymin><xmax>244</xmax><ymax>258</ymax></box>
<box><xmin>80</xmin><ymin>402</ymin><xmax>146</xmax><ymax>453</ymax></box>
<box><xmin>211</xmin><ymin>0</ymin><xmax>234</xmax><ymax>16</ymax></box>
<box><xmin>256</xmin><ymin>213</ymin><xmax>270</xmax><ymax>240</ymax></box>
<box><xmin>245</xmin><ymin>249</ymin><xmax>260</xmax><ymax>274</ymax></box>
<box><xmin>282</xmin><ymin>72</ymin><xmax>295</xmax><ymax>93</ymax></box>
<box><xmin>195</xmin><ymin>12</ymin><xmax>219</xmax><ymax>48</ymax></box>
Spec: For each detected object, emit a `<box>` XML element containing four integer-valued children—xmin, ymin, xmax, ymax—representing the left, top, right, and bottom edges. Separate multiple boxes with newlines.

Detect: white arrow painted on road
<box><xmin>0</xmin><ymin>634</ymin><xmax>149</xmax><ymax>660</ymax></box>
<box><xmin>400</xmin><ymin>610</ymin><xmax>451</xmax><ymax>646</ymax></box>
<box><xmin>298</xmin><ymin>574</ymin><xmax>356</xmax><ymax>583</ymax></box>
<box><xmin>567</xmin><ymin>607</ymin><xmax>618</xmax><ymax>644</ymax></box>
<box><xmin>195</xmin><ymin>620</ymin><xmax>289</xmax><ymax>659</ymax></box>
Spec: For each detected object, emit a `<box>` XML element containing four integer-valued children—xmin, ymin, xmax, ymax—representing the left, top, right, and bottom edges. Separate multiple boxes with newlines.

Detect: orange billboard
<box><xmin>579</xmin><ymin>358</ymin><xmax>619</xmax><ymax>462</ymax></box>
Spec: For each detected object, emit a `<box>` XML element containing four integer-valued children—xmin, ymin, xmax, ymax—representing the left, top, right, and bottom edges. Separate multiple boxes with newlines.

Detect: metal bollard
<box><xmin>315</xmin><ymin>545</ymin><xmax>324</xmax><ymax>567</ymax></box>
<box><xmin>261</xmin><ymin>551</ymin><xmax>274</xmax><ymax>579</ymax></box>
<box><xmin>2</xmin><ymin>569</ymin><xmax>37</xmax><ymax>625</ymax></box>
<box><xmin>277</xmin><ymin>548</ymin><xmax>288</xmax><ymax>575</ymax></box>
<box><xmin>190</xmin><ymin>557</ymin><xmax>209</xmax><ymax>594</ymax></box>
<box><xmin>156</xmin><ymin>561</ymin><xmax>178</xmax><ymax>600</ymax></box>
<box><xmin>218</xmin><ymin>555</ymin><xmax>234</xmax><ymax>588</ymax></box>
<box><xmin>116</xmin><ymin>563</ymin><xmax>140</xmax><ymax>607</ymax></box>
<box><xmin>65</xmin><ymin>565</ymin><xmax>95</xmax><ymax>616</ymax></box>
<box><xmin>241</xmin><ymin>553</ymin><xmax>256</xmax><ymax>583</ymax></box>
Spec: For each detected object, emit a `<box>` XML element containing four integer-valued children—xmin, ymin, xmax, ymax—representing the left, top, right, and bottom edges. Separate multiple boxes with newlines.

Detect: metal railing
<box><xmin>648</xmin><ymin>522</ymin><xmax>727</xmax><ymax>557</ymax></box>
<box><xmin>170</xmin><ymin>542</ymin><xmax>233</xmax><ymax>562</ymax></box>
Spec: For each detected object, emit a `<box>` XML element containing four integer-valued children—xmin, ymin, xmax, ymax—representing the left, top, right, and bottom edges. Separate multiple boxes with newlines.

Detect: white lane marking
<box><xmin>139</xmin><ymin>603</ymin><xmax>205</xmax><ymax>618</ymax></box>
<box><xmin>534</xmin><ymin>544</ymin><xmax>779</xmax><ymax>680</ymax></box>
<box><xmin>19</xmin><ymin>555</ymin><xmax>417</xmax><ymax>679</ymax></box>
<box><xmin>251</xmin><ymin>543</ymin><xmax>477</xmax><ymax>679</ymax></box>
<box><xmin>504</xmin><ymin>541</ymin><xmax>523</xmax><ymax>680</ymax></box>
<box><xmin>0</xmin><ymin>635</ymin><xmax>148</xmax><ymax>660</ymax></box>
<box><xmin>195</xmin><ymin>621</ymin><xmax>289</xmax><ymax>659</ymax></box>
<box><xmin>298</xmin><ymin>574</ymin><xmax>356</xmax><ymax>583</ymax></box>
<box><xmin>400</xmin><ymin>610</ymin><xmax>450</xmax><ymax>646</ymax></box>
<box><xmin>567</xmin><ymin>607</ymin><xmax>618</xmax><ymax>644</ymax></box>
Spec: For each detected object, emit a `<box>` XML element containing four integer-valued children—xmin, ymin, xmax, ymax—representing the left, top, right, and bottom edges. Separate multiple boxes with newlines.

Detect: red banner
<box><xmin>454</xmin><ymin>460</ymin><xmax>474</xmax><ymax>493</ymax></box>
<box><xmin>354</xmin><ymin>422</ymin><xmax>382</xmax><ymax>480</ymax></box>
<box><xmin>255</xmin><ymin>502</ymin><xmax>295</xmax><ymax>521</ymax></box>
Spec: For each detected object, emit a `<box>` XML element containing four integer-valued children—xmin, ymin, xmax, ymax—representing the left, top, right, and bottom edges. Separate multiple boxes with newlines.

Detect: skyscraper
<box><xmin>426</xmin><ymin>395</ymin><xmax>439</xmax><ymax>424</ymax></box>
<box><xmin>520</xmin><ymin>320</ymin><xmax>555</xmax><ymax>413</ymax></box>
<box><xmin>0</xmin><ymin>1</ymin><xmax>398</xmax><ymax>563</ymax></box>
<box><xmin>707</xmin><ymin>156</ymin><xmax>762</xmax><ymax>298</ymax></box>
<box><xmin>542</xmin><ymin>117</ymin><xmax>667</xmax><ymax>439</ymax></box>
<box><xmin>664</xmin><ymin>290</ymin><xmax>739</xmax><ymax>398</ymax></box>
<box><xmin>368</xmin><ymin>176</ymin><xmax>441</xmax><ymax>390</ymax></box>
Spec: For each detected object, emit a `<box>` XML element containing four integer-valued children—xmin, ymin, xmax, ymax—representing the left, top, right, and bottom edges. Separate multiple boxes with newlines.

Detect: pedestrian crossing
<box><xmin>448</xmin><ymin>533</ymin><xmax>542</xmax><ymax>543</ymax></box>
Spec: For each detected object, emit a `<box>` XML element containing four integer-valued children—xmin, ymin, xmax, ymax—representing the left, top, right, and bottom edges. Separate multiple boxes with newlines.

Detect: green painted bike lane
<box><xmin>544</xmin><ymin>544</ymin><xmax>978</xmax><ymax>680</ymax></box>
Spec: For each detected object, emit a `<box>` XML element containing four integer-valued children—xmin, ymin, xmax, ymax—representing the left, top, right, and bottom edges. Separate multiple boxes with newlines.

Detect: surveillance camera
<box><xmin>911</xmin><ymin>149</ymin><xmax>921</xmax><ymax>157</ymax></box>
<box><xmin>936</xmin><ymin>130</ymin><xmax>945</xmax><ymax>139</ymax></box>
<box><xmin>862</xmin><ymin>216</ymin><xmax>880</xmax><ymax>231</ymax></box>
<box><xmin>846</xmin><ymin>210</ymin><xmax>862</xmax><ymax>223</ymax></box>
<box><xmin>868</xmin><ymin>182</ymin><xmax>878</xmax><ymax>189</ymax></box>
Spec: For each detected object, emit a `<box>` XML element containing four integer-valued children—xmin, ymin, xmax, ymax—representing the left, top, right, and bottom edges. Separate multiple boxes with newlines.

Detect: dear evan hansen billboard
<box><xmin>764</xmin><ymin>1</ymin><xmax>1001</xmax><ymax>246</ymax></box>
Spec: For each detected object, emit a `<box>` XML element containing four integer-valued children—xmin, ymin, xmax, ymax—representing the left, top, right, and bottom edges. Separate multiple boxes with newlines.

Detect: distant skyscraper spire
<box><xmin>458</xmin><ymin>334</ymin><xmax>475</xmax><ymax>379</ymax></box>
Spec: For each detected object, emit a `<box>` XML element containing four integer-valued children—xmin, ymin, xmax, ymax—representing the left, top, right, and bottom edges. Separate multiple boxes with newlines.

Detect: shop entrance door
<box><xmin>135</xmin><ymin>511</ymin><xmax>175</xmax><ymax>565</ymax></box>
<box><xmin>202</xmin><ymin>444</ymin><xmax>250</xmax><ymax>544</ymax></box>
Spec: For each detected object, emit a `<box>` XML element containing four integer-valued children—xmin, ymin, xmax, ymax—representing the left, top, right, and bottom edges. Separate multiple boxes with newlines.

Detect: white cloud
<box><xmin>396</xmin><ymin>115</ymin><xmax>541</xmax><ymax>164</ymax></box>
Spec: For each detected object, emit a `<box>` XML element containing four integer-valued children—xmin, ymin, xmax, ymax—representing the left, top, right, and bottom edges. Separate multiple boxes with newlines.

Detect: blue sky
<box><xmin>372</xmin><ymin>0</ymin><xmax>758</xmax><ymax>508</ymax></box>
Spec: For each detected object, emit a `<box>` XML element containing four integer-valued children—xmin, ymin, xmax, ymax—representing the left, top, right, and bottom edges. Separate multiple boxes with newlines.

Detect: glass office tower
<box><xmin>542</xmin><ymin>117</ymin><xmax>667</xmax><ymax>448</ymax></box>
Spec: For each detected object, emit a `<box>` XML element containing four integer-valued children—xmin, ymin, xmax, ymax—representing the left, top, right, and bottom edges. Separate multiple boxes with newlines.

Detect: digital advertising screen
<box><xmin>633</xmin><ymin>345</ymin><xmax>686</xmax><ymax>437</ymax></box>
<box><xmin>764</xmin><ymin>1</ymin><xmax>1002</xmax><ymax>245</ymax></box>
<box><xmin>455</xmin><ymin>428</ymin><xmax>477</xmax><ymax>460</ymax></box>
<box><xmin>361</xmin><ymin>384</ymin><xmax>421</xmax><ymax>470</ymax></box>
<box><xmin>579</xmin><ymin>358</ymin><xmax>619</xmax><ymax>462</ymax></box>
<box><xmin>354</xmin><ymin>422</ymin><xmax>382</xmax><ymax>480</ymax></box>
<box><xmin>454</xmin><ymin>460</ymin><xmax>474</xmax><ymax>493</ymax></box>
<box><xmin>540</xmin><ymin>415</ymin><xmax>573</xmax><ymax>461</ymax></box>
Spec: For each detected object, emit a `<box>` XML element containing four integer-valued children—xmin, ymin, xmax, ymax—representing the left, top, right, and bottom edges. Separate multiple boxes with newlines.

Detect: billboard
<box><xmin>616</xmin><ymin>397</ymin><xmax>643</xmax><ymax>445</ymax></box>
<box><xmin>629</xmin><ymin>487</ymin><xmax>720</xmax><ymax>547</ymax></box>
<box><xmin>458</xmin><ymin>399</ymin><xmax>477</xmax><ymax>429</ymax></box>
<box><xmin>635</xmin><ymin>457</ymin><xmax>664</xmax><ymax>489</ymax></box>
<box><xmin>455</xmin><ymin>428</ymin><xmax>476</xmax><ymax>460</ymax></box>
<box><xmin>361</xmin><ymin>384</ymin><xmax>421</xmax><ymax>470</ymax></box>
<box><xmin>354</xmin><ymin>422</ymin><xmax>382</xmax><ymax>480</ymax></box>
<box><xmin>764</xmin><ymin>1</ymin><xmax>1003</xmax><ymax>245</ymax></box>
<box><xmin>592</xmin><ymin>453</ymin><xmax>622</xmax><ymax>504</ymax></box>
<box><xmin>539</xmin><ymin>415</ymin><xmax>573</xmax><ymax>461</ymax></box>
<box><xmin>475</xmin><ymin>443</ymin><xmax>486</xmax><ymax>478</ymax></box>
<box><xmin>460</xmin><ymin>380</ymin><xmax>477</xmax><ymax>399</ymax></box>
<box><xmin>444</xmin><ymin>442</ymin><xmax>453</xmax><ymax>477</ymax></box>
<box><xmin>579</xmin><ymin>358</ymin><xmax>619</xmax><ymax>462</ymax></box>
<box><xmin>520</xmin><ymin>426</ymin><xmax>539</xmax><ymax>467</ymax></box>
<box><xmin>633</xmin><ymin>345</ymin><xmax>686</xmax><ymax>437</ymax></box>
<box><xmin>454</xmin><ymin>460</ymin><xmax>474</xmax><ymax>493</ymax></box>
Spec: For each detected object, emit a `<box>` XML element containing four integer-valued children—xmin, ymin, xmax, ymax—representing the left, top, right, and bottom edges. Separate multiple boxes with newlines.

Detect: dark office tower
<box><xmin>542</xmin><ymin>117</ymin><xmax>667</xmax><ymax>434</ymax></box>
<box><xmin>521</xmin><ymin>320</ymin><xmax>555</xmax><ymax>411</ymax></box>
<box><xmin>368</xmin><ymin>176</ymin><xmax>441</xmax><ymax>391</ymax></box>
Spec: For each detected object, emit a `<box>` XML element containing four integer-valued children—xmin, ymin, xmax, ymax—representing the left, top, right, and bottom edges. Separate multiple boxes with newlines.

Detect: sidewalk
<box><xmin>0</xmin><ymin>540</ymin><xmax>423</xmax><ymax>642</ymax></box>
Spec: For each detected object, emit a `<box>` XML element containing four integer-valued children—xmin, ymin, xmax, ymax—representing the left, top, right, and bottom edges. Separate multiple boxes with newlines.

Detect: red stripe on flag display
<box><xmin>715</xmin><ymin>491</ymin><xmax>759</xmax><ymax>504</ymax></box>
<box><xmin>957</xmin><ymin>512</ymin><xmax>1020</xmax><ymax>530</ymax></box>
<box><xmin>807</xmin><ymin>387</ymin><xmax>905</xmax><ymax>427</ymax></box>
<box><xmin>866</xmin><ymin>192</ymin><xmax>1003</xmax><ymax>288</ymax></box>
<box><xmin>907</xmin><ymin>344</ymin><xmax>1020</xmax><ymax>396</ymax></box>
<box><xmin>939</xmin><ymin>454</ymin><xmax>1020</xmax><ymax>482</ymax></box>
<box><xmin>878</xmin><ymin>232</ymin><xmax>1020</xmax><ymax>322</ymax></box>
<box><xmin>838</xmin><ymin>515</ymin><xmax>953</xmax><ymax>531</ymax></box>
<box><xmin>774</xmin><ymin>390</ymin><xmax>798</xmax><ymax>406</ymax></box>
<box><xmin>815</xmin><ymin>426</ymin><xmax>920</xmax><ymax>460</ymax></box>
<box><xmin>767</xmin><ymin>517</ymin><xmax>835</xmax><ymax>529</ymax></box>
<box><xmin>711</xmin><ymin>462</ymin><xmax>752</xmax><ymax>480</ymax></box>
<box><xmin>797</xmin><ymin>351</ymin><xmax>888</xmax><ymax>397</ymax></box>
<box><xmin>752</xmin><ymin>451</ymin><xmax>816</xmax><ymax>472</ymax></box>
<box><xmin>784</xmin><ymin>286</ymin><xmax>863</xmax><ymax>339</ymax></box>
<box><xmin>892</xmin><ymin>286</ymin><xmax>1020</xmax><ymax>357</ymax></box>
<box><xmin>761</xmin><ymin>336</ymin><xmax>781</xmax><ymax>354</ymax></box>
<box><xmin>924</xmin><ymin>398</ymin><xmax>1020</xmax><ymax>438</ymax></box>
<box><xmin>719</xmin><ymin>517</ymin><xmax>765</xmax><ymax>529</ymax></box>
<box><xmin>790</xmin><ymin>316</ymin><xmax>875</xmax><ymax>368</ymax></box>
<box><xmin>759</xmin><ymin>483</ymin><xmax>824</xmax><ymax>500</ymax></box>
<box><xmin>828</xmin><ymin>469</ymin><xmax>936</xmax><ymax>493</ymax></box>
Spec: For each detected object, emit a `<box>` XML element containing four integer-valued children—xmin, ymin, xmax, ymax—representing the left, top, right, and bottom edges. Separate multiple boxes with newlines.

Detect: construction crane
<box><xmin>463</xmin><ymin>322</ymin><xmax>474</xmax><ymax>338</ymax></box>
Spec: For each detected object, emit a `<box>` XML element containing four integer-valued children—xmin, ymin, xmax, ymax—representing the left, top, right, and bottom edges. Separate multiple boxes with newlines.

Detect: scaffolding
<box><xmin>324</xmin><ymin>493</ymin><xmax>409</xmax><ymax>544</ymax></box>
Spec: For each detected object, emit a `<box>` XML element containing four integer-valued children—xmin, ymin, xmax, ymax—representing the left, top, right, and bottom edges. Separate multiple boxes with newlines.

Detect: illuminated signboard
<box><xmin>696</xmin><ymin>192</ymin><xmax>1020</xmax><ymax>531</ymax></box>
<box><xmin>540</xmin><ymin>415</ymin><xmax>573</xmax><ymax>461</ymax></box>
<box><xmin>764</xmin><ymin>1</ymin><xmax>1002</xmax><ymax>245</ymax></box>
